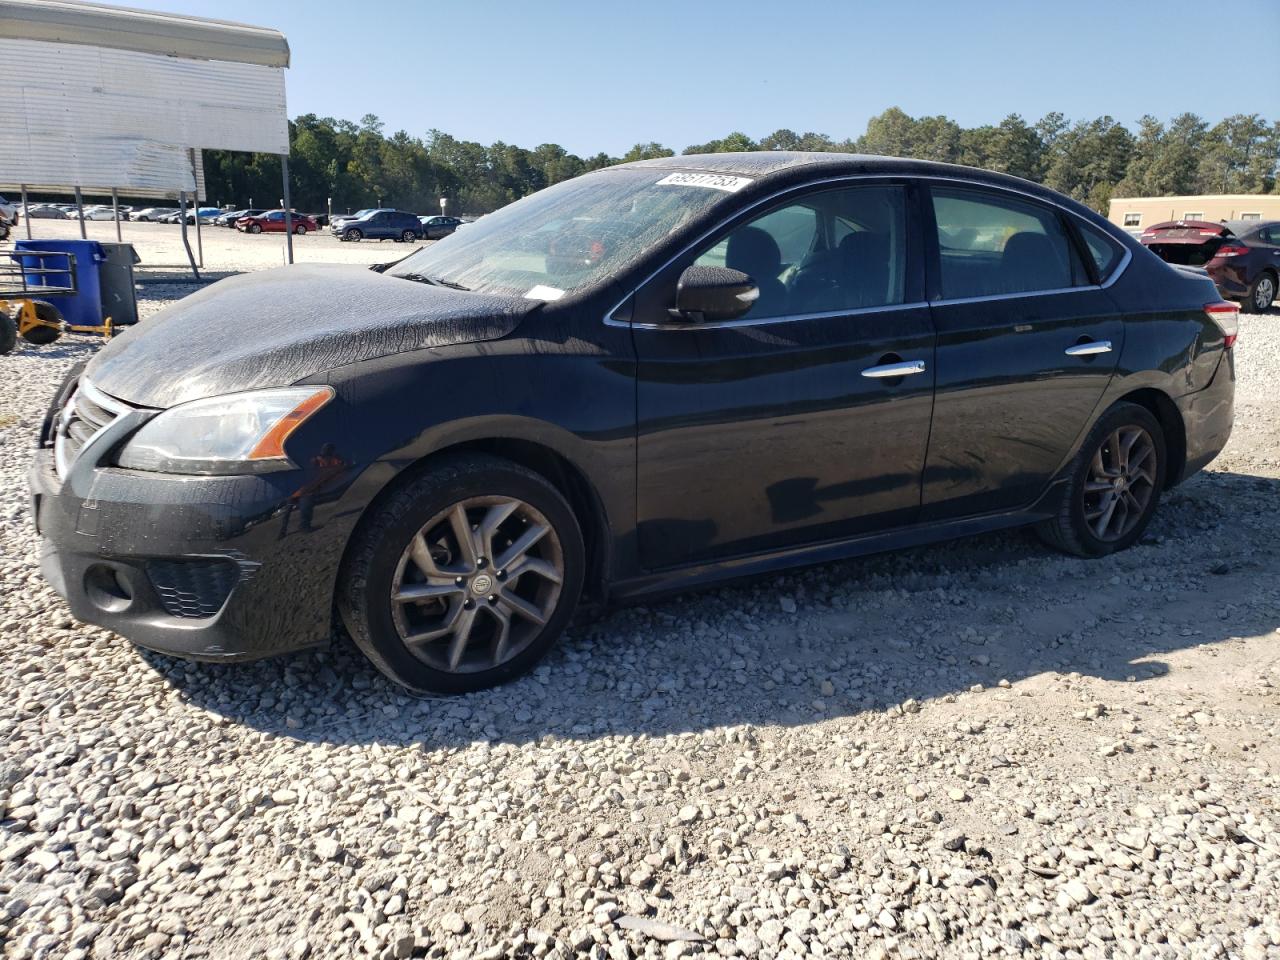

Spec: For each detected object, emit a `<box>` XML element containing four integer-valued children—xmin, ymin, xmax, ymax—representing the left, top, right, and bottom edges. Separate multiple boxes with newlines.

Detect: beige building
<box><xmin>1108</xmin><ymin>194</ymin><xmax>1280</xmax><ymax>232</ymax></box>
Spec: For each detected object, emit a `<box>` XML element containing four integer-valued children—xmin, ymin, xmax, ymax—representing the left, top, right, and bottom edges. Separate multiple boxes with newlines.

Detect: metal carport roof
<box><xmin>0</xmin><ymin>0</ymin><xmax>289</xmax><ymax>67</ymax></box>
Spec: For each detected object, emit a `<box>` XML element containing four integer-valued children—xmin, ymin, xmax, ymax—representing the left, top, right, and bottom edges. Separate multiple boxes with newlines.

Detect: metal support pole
<box><xmin>74</xmin><ymin>186</ymin><xmax>86</xmax><ymax>239</ymax></box>
<box><xmin>112</xmin><ymin>188</ymin><xmax>121</xmax><ymax>242</ymax></box>
<box><xmin>281</xmin><ymin>154</ymin><xmax>294</xmax><ymax>265</ymax></box>
<box><xmin>21</xmin><ymin>185</ymin><xmax>31</xmax><ymax>239</ymax></box>
<box><xmin>188</xmin><ymin>149</ymin><xmax>204</xmax><ymax>268</ymax></box>
<box><xmin>178</xmin><ymin>191</ymin><xmax>199</xmax><ymax>280</ymax></box>
<box><xmin>195</xmin><ymin>197</ymin><xmax>204</xmax><ymax>267</ymax></box>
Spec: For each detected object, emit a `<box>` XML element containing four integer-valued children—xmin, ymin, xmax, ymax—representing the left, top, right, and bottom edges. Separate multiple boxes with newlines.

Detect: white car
<box><xmin>0</xmin><ymin>194</ymin><xmax>19</xmax><ymax>224</ymax></box>
<box><xmin>83</xmin><ymin>206</ymin><xmax>125</xmax><ymax>221</ymax></box>
<box><xmin>133</xmin><ymin>207</ymin><xmax>177</xmax><ymax>222</ymax></box>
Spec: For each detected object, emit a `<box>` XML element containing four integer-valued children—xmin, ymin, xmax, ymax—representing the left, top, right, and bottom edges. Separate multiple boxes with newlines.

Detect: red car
<box><xmin>1140</xmin><ymin>219</ymin><xmax>1279</xmax><ymax>312</ymax></box>
<box><xmin>235</xmin><ymin>210</ymin><xmax>317</xmax><ymax>235</ymax></box>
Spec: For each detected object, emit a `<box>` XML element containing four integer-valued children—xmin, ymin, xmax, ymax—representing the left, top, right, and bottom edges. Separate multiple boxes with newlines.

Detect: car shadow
<box><xmin>141</xmin><ymin>468</ymin><xmax>1280</xmax><ymax>749</ymax></box>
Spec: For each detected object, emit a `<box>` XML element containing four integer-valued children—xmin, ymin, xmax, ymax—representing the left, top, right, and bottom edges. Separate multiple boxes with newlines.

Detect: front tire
<box><xmin>1037</xmin><ymin>402</ymin><xmax>1166</xmax><ymax>558</ymax></box>
<box><xmin>248</xmin><ymin>223</ymin><xmax>262</xmax><ymax>234</ymax></box>
<box><xmin>1248</xmin><ymin>271</ymin><xmax>1276</xmax><ymax>312</ymax></box>
<box><xmin>344</xmin><ymin>228</ymin><xmax>362</xmax><ymax>242</ymax></box>
<box><xmin>338</xmin><ymin>454</ymin><xmax>585</xmax><ymax>694</ymax></box>
<box><xmin>294</xmin><ymin>224</ymin><xmax>307</xmax><ymax>235</ymax></box>
<box><xmin>21</xmin><ymin>302</ymin><xmax>63</xmax><ymax>345</ymax></box>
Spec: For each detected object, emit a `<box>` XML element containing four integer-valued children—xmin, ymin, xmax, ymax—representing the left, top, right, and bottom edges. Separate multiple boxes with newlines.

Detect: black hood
<box><xmin>87</xmin><ymin>264</ymin><xmax>538</xmax><ymax>407</ymax></box>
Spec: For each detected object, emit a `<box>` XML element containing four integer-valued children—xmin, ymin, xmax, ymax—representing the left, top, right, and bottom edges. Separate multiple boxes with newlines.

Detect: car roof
<box><xmin>610</xmin><ymin>151</ymin><xmax>1094</xmax><ymax>211</ymax></box>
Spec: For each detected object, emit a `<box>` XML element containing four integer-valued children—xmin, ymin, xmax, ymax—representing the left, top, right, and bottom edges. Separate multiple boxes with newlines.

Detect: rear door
<box><xmin>921</xmin><ymin>184</ymin><xmax>1123</xmax><ymax>520</ymax></box>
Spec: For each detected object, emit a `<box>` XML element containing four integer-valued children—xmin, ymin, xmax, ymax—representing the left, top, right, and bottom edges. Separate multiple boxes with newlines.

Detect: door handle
<box><xmin>1064</xmin><ymin>340</ymin><xmax>1112</xmax><ymax>357</ymax></box>
<box><xmin>861</xmin><ymin>359</ymin><xmax>927</xmax><ymax>378</ymax></box>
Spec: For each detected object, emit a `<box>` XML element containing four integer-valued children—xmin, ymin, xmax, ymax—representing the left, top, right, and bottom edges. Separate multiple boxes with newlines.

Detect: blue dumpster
<box><xmin>14</xmin><ymin>239</ymin><xmax>106</xmax><ymax>329</ymax></box>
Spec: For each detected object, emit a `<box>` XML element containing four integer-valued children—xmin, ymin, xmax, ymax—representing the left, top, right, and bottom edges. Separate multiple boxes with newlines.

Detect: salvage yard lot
<box><xmin>1</xmin><ymin>229</ymin><xmax>1278</xmax><ymax>959</ymax></box>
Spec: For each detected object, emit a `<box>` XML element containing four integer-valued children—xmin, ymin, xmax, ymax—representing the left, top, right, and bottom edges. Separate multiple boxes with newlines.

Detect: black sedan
<box><xmin>31</xmin><ymin>153</ymin><xmax>1237</xmax><ymax>693</ymax></box>
<box><xmin>419</xmin><ymin>215</ymin><xmax>462</xmax><ymax>239</ymax></box>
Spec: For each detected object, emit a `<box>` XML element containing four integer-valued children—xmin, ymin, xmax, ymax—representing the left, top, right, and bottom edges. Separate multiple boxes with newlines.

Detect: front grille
<box><xmin>146</xmin><ymin>559</ymin><xmax>239</xmax><ymax>619</ymax></box>
<box><xmin>53</xmin><ymin>379</ymin><xmax>129</xmax><ymax>479</ymax></box>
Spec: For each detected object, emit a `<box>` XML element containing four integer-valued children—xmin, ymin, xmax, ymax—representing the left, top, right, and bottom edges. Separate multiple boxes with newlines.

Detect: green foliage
<box><xmin>203</xmin><ymin>109</ymin><xmax>1279</xmax><ymax>218</ymax></box>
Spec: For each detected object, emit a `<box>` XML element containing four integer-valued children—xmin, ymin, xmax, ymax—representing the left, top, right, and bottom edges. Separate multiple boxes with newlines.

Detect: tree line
<box><xmin>202</xmin><ymin>108</ymin><xmax>1280</xmax><ymax>218</ymax></box>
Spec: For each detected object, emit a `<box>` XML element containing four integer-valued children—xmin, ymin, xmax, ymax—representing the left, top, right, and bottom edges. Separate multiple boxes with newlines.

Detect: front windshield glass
<box><xmin>386</xmin><ymin>169</ymin><xmax>745</xmax><ymax>299</ymax></box>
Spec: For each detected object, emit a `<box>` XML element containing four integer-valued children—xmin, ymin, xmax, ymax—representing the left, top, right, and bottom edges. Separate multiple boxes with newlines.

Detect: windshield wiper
<box><xmin>396</xmin><ymin>272</ymin><xmax>471</xmax><ymax>291</ymax></box>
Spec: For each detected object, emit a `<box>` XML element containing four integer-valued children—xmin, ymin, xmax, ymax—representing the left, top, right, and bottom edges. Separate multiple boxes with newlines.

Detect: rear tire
<box><xmin>0</xmin><ymin>311</ymin><xmax>15</xmax><ymax>355</ymax></box>
<box><xmin>21</xmin><ymin>302</ymin><xmax>63</xmax><ymax>345</ymax></box>
<box><xmin>1036</xmin><ymin>402</ymin><xmax>1166</xmax><ymax>558</ymax></box>
<box><xmin>1248</xmin><ymin>271</ymin><xmax>1276</xmax><ymax>312</ymax></box>
<box><xmin>338</xmin><ymin>454</ymin><xmax>585</xmax><ymax>694</ymax></box>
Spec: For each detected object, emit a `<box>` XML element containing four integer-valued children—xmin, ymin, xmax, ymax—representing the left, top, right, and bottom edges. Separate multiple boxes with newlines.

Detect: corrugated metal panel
<box><xmin>0</xmin><ymin>38</ymin><xmax>288</xmax><ymax>155</ymax></box>
<box><xmin>0</xmin><ymin>140</ymin><xmax>206</xmax><ymax>200</ymax></box>
<box><xmin>0</xmin><ymin>0</ymin><xmax>289</xmax><ymax>68</ymax></box>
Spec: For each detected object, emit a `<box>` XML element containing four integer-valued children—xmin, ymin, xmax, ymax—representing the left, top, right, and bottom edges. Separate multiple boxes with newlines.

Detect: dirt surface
<box><xmin>0</xmin><ymin>239</ymin><xmax>1277</xmax><ymax>960</ymax></box>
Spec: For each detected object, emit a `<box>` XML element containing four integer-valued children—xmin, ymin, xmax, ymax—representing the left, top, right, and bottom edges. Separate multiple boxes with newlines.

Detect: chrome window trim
<box><xmin>53</xmin><ymin>378</ymin><xmax>140</xmax><ymax>481</ymax></box>
<box><xmin>627</xmin><ymin>300</ymin><xmax>931</xmax><ymax>332</ymax></box>
<box><xmin>603</xmin><ymin>172</ymin><xmax>1133</xmax><ymax>332</ymax></box>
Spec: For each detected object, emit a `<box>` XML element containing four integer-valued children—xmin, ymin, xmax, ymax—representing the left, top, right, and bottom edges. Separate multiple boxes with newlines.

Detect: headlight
<box><xmin>116</xmin><ymin>387</ymin><xmax>334</xmax><ymax>475</ymax></box>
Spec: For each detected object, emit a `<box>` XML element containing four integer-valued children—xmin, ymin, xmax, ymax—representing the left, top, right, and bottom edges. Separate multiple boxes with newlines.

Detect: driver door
<box><xmin>629</xmin><ymin>181</ymin><xmax>937</xmax><ymax>570</ymax></box>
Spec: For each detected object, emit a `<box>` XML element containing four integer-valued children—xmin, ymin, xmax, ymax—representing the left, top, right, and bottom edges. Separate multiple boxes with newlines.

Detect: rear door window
<box><xmin>930</xmin><ymin>188</ymin><xmax>1084</xmax><ymax>299</ymax></box>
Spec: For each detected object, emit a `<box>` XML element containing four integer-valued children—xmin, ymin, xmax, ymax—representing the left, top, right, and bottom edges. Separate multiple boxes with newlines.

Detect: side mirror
<box><xmin>671</xmin><ymin>265</ymin><xmax>759</xmax><ymax>323</ymax></box>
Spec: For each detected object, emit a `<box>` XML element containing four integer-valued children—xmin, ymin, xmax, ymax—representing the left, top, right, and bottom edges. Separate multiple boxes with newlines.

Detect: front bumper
<box><xmin>30</xmin><ymin>443</ymin><xmax>347</xmax><ymax>663</ymax></box>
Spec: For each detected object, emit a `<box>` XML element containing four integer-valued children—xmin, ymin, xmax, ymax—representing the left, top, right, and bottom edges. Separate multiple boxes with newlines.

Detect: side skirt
<box><xmin>607</xmin><ymin>479</ymin><xmax>1068</xmax><ymax>603</ymax></box>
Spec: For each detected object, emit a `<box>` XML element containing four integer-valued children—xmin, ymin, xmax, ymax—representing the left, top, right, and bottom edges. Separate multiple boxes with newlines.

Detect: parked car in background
<box><xmin>216</xmin><ymin>208</ymin><xmax>265</xmax><ymax>227</ymax></box>
<box><xmin>333</xmin><ymin>209</ymin><xmax>423</xmax><ymax>242</ymax></box>
<box><xmin>26</xmin><ymin>204</ymin><xmax>70</xmax><ymax>219</ymax></box>
<box><xmin>183</xmin><ymin>208</ymin><xmax>221</xmax><ymax>225</ymax></box>
<box><xmin>418</xmin><ymin>215</ymin><xmax>462</xmax><ymax>239</ymax></box>
<box><xmin>157</xmin><ymin>210</ymin><xmax>183</xmax><ymax>224</ymax></box>
<box><xmin>0</xmin><ymin>195</ymin><xmax>21</xmax><ymax>226</ymax></box>
<box><xmin>83</xmin><ymin>206</ymin><xmax>127</xmax><ymax>221</ymax></box>
<box><xmin>1140</xmin><ymin>219</ymin><xmax>1278</xmax><ymax>312</ymax></box>
<box><xmin>331</xmin><ymin>208</ymin><xmax>380</xmax><ymax>232</ymax></box>
<box><xmin>30</xmin><ymin>153</ymin><xmax>1239</xmax><ymax>694</ymax></box>
<box><xmin>236</xmin><ymin>210</ymin><xmax>317</xmax><ymax>234</ymax></box>
<box><xmin>133</xmin><ymin>207</ymin><xmax>177</xmax><ymax>222</ymax></box>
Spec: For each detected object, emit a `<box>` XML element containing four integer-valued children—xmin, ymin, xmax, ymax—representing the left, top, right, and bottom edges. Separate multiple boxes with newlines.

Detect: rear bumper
<box><xmin>1174</xmin><ymin>349</ymin><xmax>1235</xmax><ymax>483</ymax></box>
<box><xmin>29</xmin><ymin>447</ymin><xmax>343</xmax><ymax>661</ymax></box>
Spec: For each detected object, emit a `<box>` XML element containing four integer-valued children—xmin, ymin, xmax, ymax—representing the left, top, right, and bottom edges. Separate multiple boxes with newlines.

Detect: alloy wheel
<box><xmin>390</xmin><ymin>496</ymin><xmax>564</xmax><ymax>674</ymax></box>
<box><xmin>1083</xmin><ymin>426</ymin><xmax>1157</xmax><ymax>541</ymax></box>
<box><xmin>1256</xmin><ymin>276</ymin><xmax>1275</xmax><ymax>311</ymax></box>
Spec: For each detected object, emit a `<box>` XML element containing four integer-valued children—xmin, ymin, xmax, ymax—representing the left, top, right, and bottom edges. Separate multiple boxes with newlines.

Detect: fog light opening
<box><xmin>84</xmin><ymin>565</ymin><xmax>134</xmax><ymax>613</ymax></box>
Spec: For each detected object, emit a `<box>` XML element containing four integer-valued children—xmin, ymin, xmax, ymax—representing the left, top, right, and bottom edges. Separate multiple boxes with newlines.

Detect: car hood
<box><xmin>86</xmin><ymin>264</ymin><xmax>539</xmax><ymax>408</ymax></box>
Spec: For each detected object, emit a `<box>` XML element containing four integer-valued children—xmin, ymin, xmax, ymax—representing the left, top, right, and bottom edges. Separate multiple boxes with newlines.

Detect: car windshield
<box><xmin>386</xmin><ymin>169</ymin><xmax>741</xmax><ymax>299</ymax></box>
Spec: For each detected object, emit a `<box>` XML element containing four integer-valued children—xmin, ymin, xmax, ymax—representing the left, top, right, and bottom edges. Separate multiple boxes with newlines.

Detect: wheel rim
<box><xmin>403</xmin><ymin>231</ymin><xmax>414</xmax><ymax>242</ymax></box>
<box><xmin>1256</xmin><ymin>277</ymin><xmax>1275</xmax><ymax>310</ymax></box>
<box><xmin>390</xmin><ymin>496</ymin><xmax>564</xmax><ymax>674</ymax></box>
<box><xmin>1083</xmin><ymin>426</ymin><xmax>1157</xmax><ymax>541</ymax></box>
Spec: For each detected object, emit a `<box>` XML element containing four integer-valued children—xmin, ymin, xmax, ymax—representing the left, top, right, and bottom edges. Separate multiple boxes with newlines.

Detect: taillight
<box><xmin>1212</xmin><ymin>244</ymin><xmax>1249</xmax><ymax>258</ymax></box>
<box><xmin>1204</xmin><ymin>301</ymin><xmax>1239</xmax><ymax>349</ymax></box>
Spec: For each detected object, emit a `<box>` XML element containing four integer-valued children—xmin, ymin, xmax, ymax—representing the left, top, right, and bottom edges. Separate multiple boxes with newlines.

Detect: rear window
<box><xmin>1077</xmin><ymin>222</ymin><xmax>1124</xmax><ymax>282</ymax></box>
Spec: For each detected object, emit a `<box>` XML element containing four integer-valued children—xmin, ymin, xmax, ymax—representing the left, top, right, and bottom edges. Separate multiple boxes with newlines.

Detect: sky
<box><xmin>121</xmin><ymin>0</ymin><xmax>1278</xmax><ymax>156</ymax></box>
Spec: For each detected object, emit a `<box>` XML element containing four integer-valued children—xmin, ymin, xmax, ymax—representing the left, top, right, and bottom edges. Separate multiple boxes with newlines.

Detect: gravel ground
<box><xmin>1</xmin><ymin>277</ymin><xmax>1278</xmax><ymax>959</ymax></box>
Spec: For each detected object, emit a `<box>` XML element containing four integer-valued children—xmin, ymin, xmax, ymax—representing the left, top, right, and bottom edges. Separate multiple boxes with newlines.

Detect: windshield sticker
<box><xmin>655</xmin><ymin>172</ymin><xmax>753</xmax><ymax>193</ymax></box>
<box><xmin>524</xmin><ymin>284</ymin><xmax>566</xmax><ymax>302</ymax></box>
